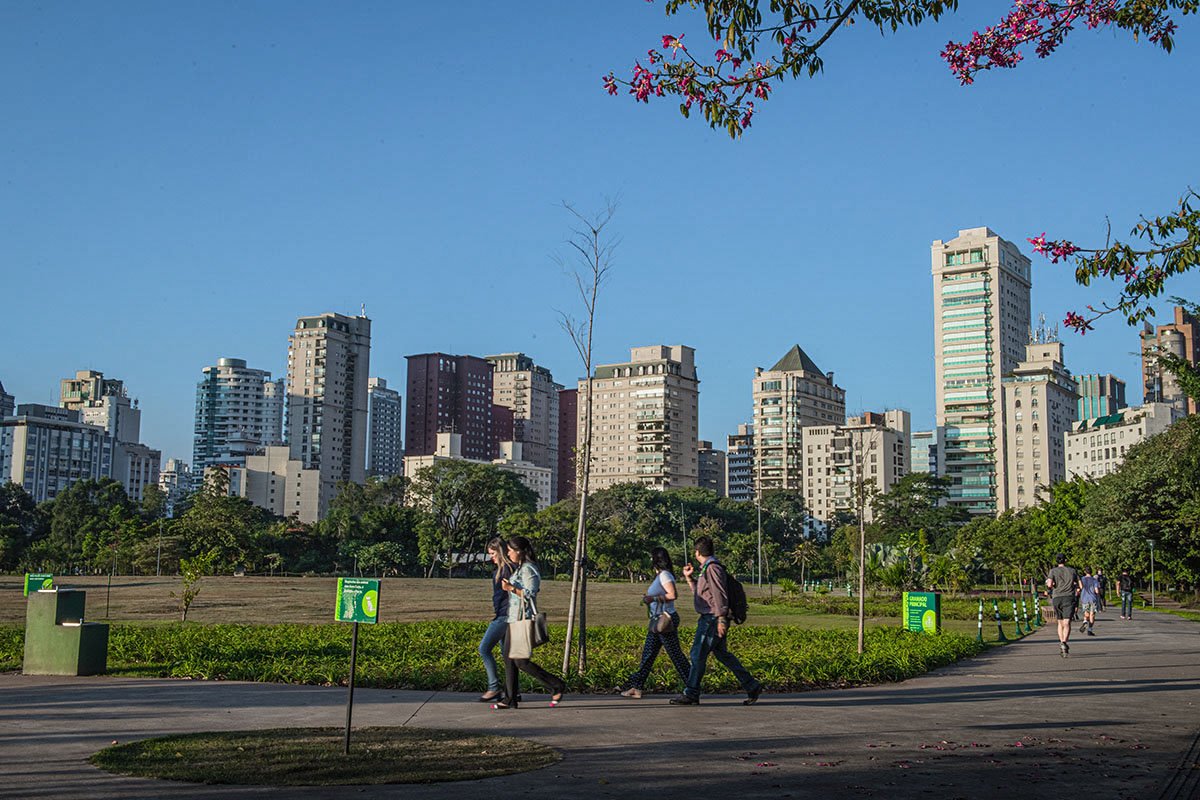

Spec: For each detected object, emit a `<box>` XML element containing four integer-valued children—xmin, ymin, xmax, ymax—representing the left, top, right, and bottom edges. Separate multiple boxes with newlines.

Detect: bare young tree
<box><xmin>556</xmin><ymin>201</ymin><xmax>617</xmax><ymax>677</ymax></box>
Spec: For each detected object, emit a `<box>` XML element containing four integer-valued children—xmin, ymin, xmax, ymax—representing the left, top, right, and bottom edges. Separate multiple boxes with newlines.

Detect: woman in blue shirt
<box><xmin>619</xmin><ymin>546</ymin><xmax>691</xmax><ymax>698</ymax></box>
<box><xmin>492</xmin><ymin>535</ymin><xmax>566</xmax><ymax>710</ymax></box>
<box><xmin>478</xmin><ymin>537</ymin><xmax>513</xmax><ymax>703</ymax></box>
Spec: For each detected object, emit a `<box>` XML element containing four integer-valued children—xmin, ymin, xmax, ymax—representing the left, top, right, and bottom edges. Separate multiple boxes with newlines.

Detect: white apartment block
<box><xmin>698</xmin><ymin>440</ymin><xmax>727</xmax><ymax>497</ymax></box>
<box><xmin>158</xmin><ymin>458</ymin><xmax>191</xmax><ymax>517</ymax></box>
<box><xmin>725</xmin><ymin>423</ymin><xmax>754</xmax><ymax>502</ymax></box>
<box><xmin>487</xmin><ymin>353</ymin><xmax>561</xmax><ymax>500</ymax></box>
<box><xmin>59</xmin><ymin>370</ymin><xmax>160</xmax><ymax>501</ymax></box>
<box><xmin>579</xmin><ymin>345</ymin><xmax>699</xmax><ymax>492</ymax></box>
<box><xmin>366</xmin><ymin>377</ymin><xmax>403</xmax><ymax>478</ymax></box>
<box><xmin>230</xmin><ymin>445</ymin><xmax>322</xmax><ymax>523</ymax></box>
<box><xmin>933</xmin><ymin>227</ymin><xmax>1032</xmax><ymax>515</ymax></box>
<box><xmin>1065</xmin><ymin>402</ymin><xmax>1180</xmax><ymax>480</ymax></box>
<box><xmin>192</xmin><ymin>358</ymin><xmax>285</xmax><ymax>488</ymax></box>
<box><xmin>1000</xmin><ymin>336</ymin><xmax>1078</xmax><ymax>511</ymax></box>
<box><xmin>286</xmin><ymin>313</ymin><xmax>371</xmax><ymax>519</ymax></box>
<box><xmin>802</xmin><ymin>410</ymin><xmax>910</xmax><ymax>532</ymax></box>
<box><xmin>0</xmin><ymin>405</ymin><xmax>113</xmax><ymax>503</ymax></box>
<box><xmin>403</xmin><ymin>433</ymin><xmax>554</xmax><ymax>510</ymax></box>
<box><xmin>752</xmin><ymin>345</ymin><xmax>846</xmax><ymax>496</ymax></box>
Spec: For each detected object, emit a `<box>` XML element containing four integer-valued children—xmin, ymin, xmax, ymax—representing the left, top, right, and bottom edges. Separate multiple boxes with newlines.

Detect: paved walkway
<box><xmin>2</xmin><ymin>609</ymin><xmax>1198</xmax><ymax>799</ymax></box>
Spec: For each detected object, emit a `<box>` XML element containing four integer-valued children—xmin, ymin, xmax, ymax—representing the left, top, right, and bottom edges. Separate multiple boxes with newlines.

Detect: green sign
<box><xmin>902</xmin><ymin>591</ymin><xmax>941</xmax><ymax>634</ymax></box>
<box><xmin>335</xmin><ymin>578</ymin><xmax>380</xmax><ymax>625</ymax></box>
<box><xmin>24</xmin><ymin>573</ymin><xmax>53</xmax><ymax>597</ymax></box>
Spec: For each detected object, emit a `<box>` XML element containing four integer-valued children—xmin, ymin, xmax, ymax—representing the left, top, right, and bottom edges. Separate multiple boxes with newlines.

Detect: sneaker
<box><xmin>1060</xmin><ymin>642</ymin><xmax>1069</xmax><ymax>658</ymax></box>
<box><xmin>1087</xmin><ymin>629</ymin><xmax>1095</xmax><ymax>636</ymax></box>
<box><xmin>1079</xmin><ymin>623</ymin><xmax>1088</xmax><ymax>633</ymax></box>
<box><xmin>669</xmin><ymin>694</ymin><xmax>699</xmax><ymax>705</ymax></box>
<box><xmin>744</xmin><ymin>685</ymin><xmax>763</xmax><ymax>706</ymax></box>
<box><xmin>620</xmin><ymin>687</ymin><xmax>642</xmax><ymax>699</ymax></box>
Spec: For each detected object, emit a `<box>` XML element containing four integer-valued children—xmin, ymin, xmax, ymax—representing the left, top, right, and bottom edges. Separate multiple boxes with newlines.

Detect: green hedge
<box><xmin>756</xmin><ymin>593</ymin><xmax>1036</xmax><ymax>621</ymax></box>
<box><xmin>0</xmin><ymin>621</ymin><xmax>986</xmax><ymax>692</ymax></box>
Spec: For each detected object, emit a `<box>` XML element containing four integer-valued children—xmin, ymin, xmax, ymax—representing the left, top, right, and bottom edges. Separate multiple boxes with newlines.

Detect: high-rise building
<box><xmin>231</xmin><ymin>445</ymin><xmax>323</xmax><ymax>522</ymax></box>
<box><xmin>0</xmin><ymin>380</ymin><xmax>16</xmax><ymax>419</ymax></box>
<box><xmin>1076</xmin><ymin>373</ymin><xmax>1126</xmax><ymax>420</ymax></box>
<box><xmin>60</xmin><ymin>370</ymin><xmax>141</xmax><ymax>444</ymax></box>
<box><xmin>697</xmin><ymin>440</ymin><xmax>727</xmax><ymax>496</ymax></box>
<box><xmin>366</xmin><ymin>377</ymin><xmax>403</xmax><ymax>478</ymax></box>
<box><xmin>580</xmin><ymin>345</ymin><xmax>699</xmax><ymax>492</ymax></box>
<box><xmin>932</xmin><ymin>227</ymin><xmax>1032</xmax><ymax>515</ymax></box>
<box><xmin>286</xmin><ymin>313</ymin><xmax>372</xmax><ymax>518</ymax></box>
<box><xmin>908</xmin><ymin>428</ymin><xmax>945</xmax><ymax>476</ymax></box>
<box><xmin>1065</xmin><ymin>402</ymin><xmax>1180</xmax><ymax>480</ymax></box>
<box><xmin>802</xmin><ymin>410</ymin><xmax>911</xmax><ymax>533</ymax></box>
<box><xmin>0</xmin><ymin>405</ymin><xmax>113</xmax><ymax>502</ymax></box>
<box><xmin>557</xmin><ymin>387</ymin><xmax>578</xmax><ymax>501</ymax></box>
<box><xmin>751</xmin><ymin>345</ymin><xmax>846</xmax><ymax>496</ymax></box>
<box><xmin>192</xmin><ymin>358</ymin><xmax>285</xmax><ymax>487</ymax></box>
<box><xmin>158</xmin><ymin>458</ymin><xmax>191</xmax><ymax>517</ymax></box>
<box><xmin>725</xmin><ymin>423</ymin><xmax>755</xmax><ymax>502</ymax></box>
<box><xmin>1000</xmin><ymin>333</ymin><xmax>1078</xmax><ymax>511</ymax></box>
<box><xmin>487</xmin><ymin>353</ymin><xmax>562</xmax><ymax>500</ymax></box>
<box><xmin>1141</xmin><ymin>305</ymin><xmax>1199</xmax><ymax>415</ymax></box>
<box><xmin>405</xmin><ymin>353</ymin><xmax>494</xmax><ymax>462</ymax></box>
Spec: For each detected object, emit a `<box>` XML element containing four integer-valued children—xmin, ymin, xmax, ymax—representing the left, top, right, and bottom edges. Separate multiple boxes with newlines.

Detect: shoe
<box><xmin>1079</xmin><ymin>623</ymin><xmax>1088</xmax><ymax>633</ymax></box>
<box><xmin>744</xmin><ymin>685</ymin><xmax>763</xmax><ymax>706</ymax></box>
<box><xmin>1060</xmin><ymin>642</ymin><xmax>1070</xmax><ymax>658</ymax></box>
<box><xmin>1087</xmin><ymin>629</ymin><xmax>1095</xmax><ymax>636</ymax></box>
<box><xmin>620</xmin><ymin>687</ymin><xmax>643</xmax><ymax>699</ymax></box>
<box><xmin>479</xmin><ymin>690</ymin><xmax>503</xmax><ymax>703</ymax></box>
<box><xmin>669</xmin><ymin>694</ymin><xmax>699</xmax><ymax>705</ymax></box>
<box><xmin>549</xmin><ymin>688</ymin><xmax>566</xmax><ymax>708</ymax></box>
<box><xmin>490</xmin><ymin>700</ymin><xmax>516</xmax><ymax>710</ymax></box>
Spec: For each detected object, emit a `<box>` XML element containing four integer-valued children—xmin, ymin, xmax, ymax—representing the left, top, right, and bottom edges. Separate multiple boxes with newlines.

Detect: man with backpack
<box><xmin>670</xmin><ymin>536</ymin><xmax>763</xmax><ymax>706</ymax></box>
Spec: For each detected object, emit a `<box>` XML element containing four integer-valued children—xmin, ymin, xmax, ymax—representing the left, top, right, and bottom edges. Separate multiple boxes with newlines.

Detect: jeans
<box><xmin>624</xmin><ymin>611</ymin><xmax>690</xmax><ymax>690</ymax></box>
<box><xmin>684</xmin><ymin>613</ymin><xmax>761</xmax><ymax>699</ymax></box>
<box><xmin>1121</xmin><ymin>591</ymin><xmax>1134</xmax><ymax>618</ymax></box>
<box><xmin>478</xmin><ymin>616</ymin><xmax>508</xmax><ymax>692</ymax></box>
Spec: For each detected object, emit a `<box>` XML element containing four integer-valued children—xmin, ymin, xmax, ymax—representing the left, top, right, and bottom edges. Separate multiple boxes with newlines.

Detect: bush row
<box><xmin>755</xmin><ymin>593</ymin><xmax>1036</xmax><ymax>621</ymax></box>
<box><xmin>1</xmin><ymin>621</ymin><xmax>987</xmax><ymax>692</ymax></box>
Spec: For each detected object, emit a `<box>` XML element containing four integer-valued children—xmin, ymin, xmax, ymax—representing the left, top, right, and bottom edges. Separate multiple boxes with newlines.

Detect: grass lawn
<box><xmin>89</xmin><ymin>727</ymin><xmax>560</xmax><ymax>785</ymax></box>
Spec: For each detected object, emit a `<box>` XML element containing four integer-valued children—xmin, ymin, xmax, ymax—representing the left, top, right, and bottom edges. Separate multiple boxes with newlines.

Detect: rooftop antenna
<box><xmin>360</xmin><ymin>303</ymin><xmax>366</xmax><ymax>317</ymax></box>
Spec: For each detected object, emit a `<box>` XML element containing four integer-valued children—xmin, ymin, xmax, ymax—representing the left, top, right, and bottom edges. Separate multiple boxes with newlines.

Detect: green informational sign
<box><xmin>335</xmin><ymin>578</ymin><xmax>380</xmax><ymax>625</ymax></box>
<box><xmin>24</xmin><ymin>573</ymin><xmax>54</xmax><ymax>597</ymax></box>
<box><xmin>902</xmin><ymin>591</ymin><xmax>941</xmax><ymax>634</ymax></box>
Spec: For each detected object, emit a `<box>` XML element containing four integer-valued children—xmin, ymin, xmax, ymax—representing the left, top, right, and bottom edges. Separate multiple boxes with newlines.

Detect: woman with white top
<box><xmin>620</xmin><ymin>546</ymin><xmax>691</xmax><ymax>698</ymax></box>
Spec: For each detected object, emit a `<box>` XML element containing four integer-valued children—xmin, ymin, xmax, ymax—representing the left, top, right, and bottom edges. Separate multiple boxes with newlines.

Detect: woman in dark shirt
<box><xmin>478</xmin><ymin>537</ymin><xmax>514</xmax><ymax>702</ymax></box>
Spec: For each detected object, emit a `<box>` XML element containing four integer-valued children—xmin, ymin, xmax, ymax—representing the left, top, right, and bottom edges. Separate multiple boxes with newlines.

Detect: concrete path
<box><xmin>2</xmin><ymin>610</ymin><xmax>1198</xmax><ymax>799</ymax></box>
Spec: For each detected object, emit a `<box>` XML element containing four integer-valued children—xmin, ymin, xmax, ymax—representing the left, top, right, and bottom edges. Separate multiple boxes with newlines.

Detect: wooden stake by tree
<box><xmin>557</xmin><ymin>201</ymin><xmax>616</xmax><ymax>677</ymax></box>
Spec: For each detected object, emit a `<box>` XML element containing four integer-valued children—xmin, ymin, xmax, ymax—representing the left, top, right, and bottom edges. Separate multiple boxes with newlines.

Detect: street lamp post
<box><xmin>1147</xmin><ymin>539</ymin><xmax>1156</xmax><ymax>608</ymax></box>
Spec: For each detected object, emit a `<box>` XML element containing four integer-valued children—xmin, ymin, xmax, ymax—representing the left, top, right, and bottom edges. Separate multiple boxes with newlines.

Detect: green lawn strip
<box><xmin>88</xmin><ymin>727</ymin><xmax>560</xmax><ymax>786</ymax></box>
<box><xmin>755</xmin><ymin>594</ymin><xmax>1035</xmax><ymax>621</ymax></box>
<box><xmin>1142</xmin><ymin>607</ymin><xmax>1200</xmax><ymax>623</ymax></box>
<box><xmin>1</xmin><ymin>621</ymin><xmax>991</xmax><ymax>691</ymax></box>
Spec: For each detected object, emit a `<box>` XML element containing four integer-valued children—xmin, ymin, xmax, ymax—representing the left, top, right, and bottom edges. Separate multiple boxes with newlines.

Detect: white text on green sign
<box><xmin>335</xmin><ymin>578</ymin><xmax>380</xmax><ymax>624</ymax></box>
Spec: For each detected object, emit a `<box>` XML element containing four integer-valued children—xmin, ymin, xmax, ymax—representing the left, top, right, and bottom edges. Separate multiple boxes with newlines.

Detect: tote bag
<box><xmin>506</xmin><ymin>593</ymin><xmax>548</xmax><ymax>659</ymax></box>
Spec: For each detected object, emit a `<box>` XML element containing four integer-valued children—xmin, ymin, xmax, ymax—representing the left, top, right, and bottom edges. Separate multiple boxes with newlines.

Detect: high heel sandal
<box><xmin>479</xmin><ymin>690</ymin><xmax>503</xmax><ymax>703</ymax></box>
<box><xmin>549</xmin><ymin>689</ymin><xmax>565</xmax><ymax>708</ymax></box>
<box><xmin>490</xmin><ymin>699</ymin><xmax>517</xmax><ymax>710</ymax></box>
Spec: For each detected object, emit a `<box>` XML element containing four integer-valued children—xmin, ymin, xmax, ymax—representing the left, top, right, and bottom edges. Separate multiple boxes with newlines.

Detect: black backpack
<box><xmin>724</xmin><ymin>568</ymin><xmax>749</xmax><ymax>625</ymax></box>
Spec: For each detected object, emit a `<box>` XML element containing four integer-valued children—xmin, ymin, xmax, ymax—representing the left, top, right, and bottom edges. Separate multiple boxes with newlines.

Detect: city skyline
<box><xmin>4</xmin><ymin>6</ymin><xmax>1200</xmax><ymax>466</ymax></box>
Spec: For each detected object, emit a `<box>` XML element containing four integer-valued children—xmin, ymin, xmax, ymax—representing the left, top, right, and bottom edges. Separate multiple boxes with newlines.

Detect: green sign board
<box><xmin>902</xmin><ymin>591</ymin><xmax>941</xmax><ymax>634</ymax></box>
<box><xmin>335</xmin><ymin>578</ymin><xmax>380</xmax><ymax>625</ymax></box>
<box><xmin>24</xmin><ymin>573</ymin><xmax>54</xmax><ymax>597</ymax></box>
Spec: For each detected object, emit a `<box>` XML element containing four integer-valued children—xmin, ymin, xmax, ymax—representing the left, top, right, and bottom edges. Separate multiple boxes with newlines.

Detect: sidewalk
<box><xmin>1</xmin><ymin>609</ymin><xmax>1197</xmax><ymax>799</ymax></box>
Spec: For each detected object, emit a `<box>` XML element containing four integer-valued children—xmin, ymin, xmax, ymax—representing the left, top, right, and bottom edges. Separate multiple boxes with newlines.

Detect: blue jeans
<box><xmin>1121</xmin><ymin>591</ymin><xmax>1134</xmax><ymax>618</ymax></box>
<box><xmin>478</xmin><ymin>616</ymin><xmax>508</xmax><ymax>692</ymax></box>
<box><xmin>684</xmin><ymin>614</ymin><xmax>761</xmax><ymax>699</ymax></box>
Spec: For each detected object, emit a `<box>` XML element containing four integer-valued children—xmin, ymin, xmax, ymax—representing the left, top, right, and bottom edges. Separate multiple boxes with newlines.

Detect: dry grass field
<box><xmin>1</xmin><ymin>574</ymin><xmax>908</xmax><ymax>630</ymax></box>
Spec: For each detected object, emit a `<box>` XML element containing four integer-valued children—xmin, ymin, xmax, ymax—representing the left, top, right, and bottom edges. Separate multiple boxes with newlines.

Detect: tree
<box><xmin>0</xmin><ymin>482</ymin><xmax>45</xmax><ymax>571</ymax></box>
<box><xmin>41</xmin><ymin>479</ymin><xmax>136</xmax><ymax>571</ymax></box>
<box><xmin>556</xmin><ymin>202</ymin><xmax>617</xmax><ymax>676</ymax></box>
<box><xmin>173</xmin><ymin>471</ymin><xmax>274</xmax><ymax>573</ymax></box>
<box><xmin>871</xmin><ymin>473</ymin><xmax>967</xmax><ymax>551</ymax></box>
<box><xmin>606</xmin><ymin>2</ymin><xmax>1199</xmax><ymax>329</ymax></box>
<box><xmin>408</xmin><ymin>460</ymin><xmax>538</xmax><ymax>577</ymax></box>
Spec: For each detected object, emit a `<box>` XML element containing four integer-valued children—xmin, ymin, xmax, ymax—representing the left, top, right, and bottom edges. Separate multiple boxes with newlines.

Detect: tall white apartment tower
<box><xmin>580</xmin><ymin>345</ymin><xmax>699</xmax><ymax>492</ymax></box>
<box><xmin>286</xmin><ymin>312</ymin><xmax>371</xmax><ymax>517</ymax></box>
<box><xmin>932</xmin><ymin>227</ymin><xmax>1032</xmax><ymax>515</ymax></box>
<box><xmin>487</xmin><ymin>353</ymin><xmax>562</xmax><ymax>500</ymax></box>
<box><xmin>366</xmin><ymin>377</ymin><xmax>403</xmax><ymax>478</ymax></box>
<box><xmin>192</xmin><ymin>358</ymin><xmax>285</xmax><ymax>486</ymax></box>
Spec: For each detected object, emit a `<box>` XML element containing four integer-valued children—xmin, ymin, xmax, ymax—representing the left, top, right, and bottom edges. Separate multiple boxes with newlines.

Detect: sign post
<box><xmin>902</xmin><ymin>591</ymin><xmax>941</xmax><ymax>634</ymax></box>
<box><xmin>334</xmin><ymin>577</ymin><xmax>380</xmax><ymax>755</ymax></box>
<box><xmin>24</xmin><ymin>574</ymin><xmax>54</xmax><ymax>597</ymax></box>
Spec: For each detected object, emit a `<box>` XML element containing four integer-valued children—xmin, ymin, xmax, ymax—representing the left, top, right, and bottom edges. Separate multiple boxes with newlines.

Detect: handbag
<box><xmin>653</xmin><ymin>612</ymin><xmax>676</xmax><ymax>635</ymax></box>
<box><xmin>506</xmin><ymin>594</ymin><xmax>549</xmax><ymax>660</ymax></box>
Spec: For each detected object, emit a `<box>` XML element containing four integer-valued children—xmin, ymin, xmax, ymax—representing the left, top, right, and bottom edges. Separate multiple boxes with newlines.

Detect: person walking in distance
<box><xmin>1118</xmin><ymin>570</ymin><xmax>1136</xmax><ymax>620</ymax></box>
<box><xmin>1047</xmin><ymin>553</ymin><xmax>1082</xmax><ymax>657</ymax></box>
<box><xmin>1079</xmin><ymin>567</ymin><xmax>1101</xmax><ymax>637</ymax></box>
<box><xmin>620</xmin><ymin>547</ymin><xmax>691</xmax><ymax>698</ymax></box>
<box><xmin>670</xmin><ymin>536</ymin><xmax>762</xmax><ymax>706</ymax></box>
<box><xmin>1095</xmin><ymin>568</ymin><xmax>1108</xmax><ymax>612</ymax></box>
<box><xmin>477</xmin><ymin>537</ymin><xmax>514</xmax><ymax>703</ymax></box>
<box><xmin>491</xmin><ymin>536</ymin><xmax>566</xmax><ymax>710</ymax></box>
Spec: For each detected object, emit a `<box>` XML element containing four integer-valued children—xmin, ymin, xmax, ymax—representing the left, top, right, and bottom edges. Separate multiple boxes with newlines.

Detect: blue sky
<box><xmin>3</xmin><ymin>1</ymin><xmax>1199</xmax><ymax>465</ymax></box>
